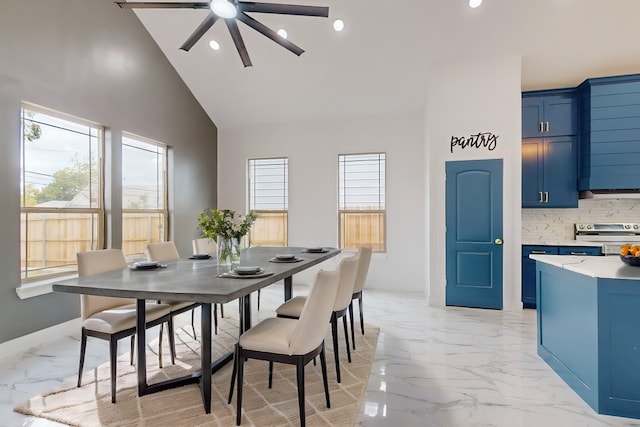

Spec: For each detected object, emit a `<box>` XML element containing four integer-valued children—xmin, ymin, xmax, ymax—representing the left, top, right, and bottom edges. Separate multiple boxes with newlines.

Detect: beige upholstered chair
<box><xmin>275</xmin><ymin>253</ymin><xmax>359</xmax><ymax>383</ymax></box>
<box><xmin>230</xmin><ymin>268</ymin><xmax>341</xmax><ymax>427</ymax></box>
<box><xmin>192</xmin><ymin>237</ymin><xmax>217</xmax><ymax>255</ymax></box>
<box><xmin>348</xmin><ymin>246</ymin><xmax>372</xmax><ymax>349</ymax></box>
<box><xmin>77</xmin><ymin>249</ymin><xmax>172</xmax><ymax>403</ymax></box>
<box><xmin>145</xmin><ymin>242</ymin><xmax>202</xmax><ymax>360</ymax></box>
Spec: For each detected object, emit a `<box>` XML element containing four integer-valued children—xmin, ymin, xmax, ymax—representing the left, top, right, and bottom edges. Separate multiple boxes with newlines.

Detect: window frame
<box><xmin>248</xmin><ymin>157</ymin><xmax>289</xmax><ymax>247</ymax></box>
<box><xmin>121</xmin><ymin>132</ymin><xmax>169</xmax><ymax>258</ymax></box>
<box><xmin>338</xmin><ymin>152</ymin><xmax>387</xmax><ymax>252</ymax></box>
<box><xmin>19</xmin><ymin>102</ymin><xmax>105</xmax><ymax>284</ymax></box>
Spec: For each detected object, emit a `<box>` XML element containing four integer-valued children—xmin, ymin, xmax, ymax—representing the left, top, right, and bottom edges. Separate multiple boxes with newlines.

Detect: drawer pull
<box><xmin>530</xmin><ymin>250</ymin><xmax>547</xmax><ymax>254</ymax></box>
<box><xmin>570</xmin><ymin>251</ymin><xmax>587</xmax><ymax>255</ymax></box>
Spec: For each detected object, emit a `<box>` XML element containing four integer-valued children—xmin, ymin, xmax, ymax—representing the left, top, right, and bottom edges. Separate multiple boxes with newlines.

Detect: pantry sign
<box><xmin>450</xmin><ymin>132</ymin><xmax>498</xmax><ymax>153</ymax></box>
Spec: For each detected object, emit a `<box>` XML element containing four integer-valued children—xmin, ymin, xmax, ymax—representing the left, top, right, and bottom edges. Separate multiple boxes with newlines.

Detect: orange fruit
<box><xmin>621</xmin><ymin>247</ymin><xmax>630</xmax><ymax>256</ymax></box>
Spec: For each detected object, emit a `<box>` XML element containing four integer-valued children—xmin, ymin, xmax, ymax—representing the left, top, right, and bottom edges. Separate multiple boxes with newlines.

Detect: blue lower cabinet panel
<box><xmin>536</xmin><ymin>263</ymin><xmax>640</xmax><ymax>419</ymax></box>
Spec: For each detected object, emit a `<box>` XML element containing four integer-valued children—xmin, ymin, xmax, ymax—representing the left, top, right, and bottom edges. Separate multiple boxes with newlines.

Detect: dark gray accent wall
<box><xmin>0</xmin><ymin>0</ymin><xmax>218</xmax><ymax>343</ymax></box>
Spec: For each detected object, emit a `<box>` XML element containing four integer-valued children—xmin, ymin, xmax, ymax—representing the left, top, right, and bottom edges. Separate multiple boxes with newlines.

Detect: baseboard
<box><xmin>0</xmin><ymin>318</ymin><xmax>80</xmax><ymax>359</ymax></box>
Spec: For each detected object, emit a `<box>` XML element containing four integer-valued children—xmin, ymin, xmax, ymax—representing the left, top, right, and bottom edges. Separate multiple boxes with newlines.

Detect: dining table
<box><xmin>52</xmin><ymin>246</ymin><xmax>340</xmax><ymax>414</ymax></box>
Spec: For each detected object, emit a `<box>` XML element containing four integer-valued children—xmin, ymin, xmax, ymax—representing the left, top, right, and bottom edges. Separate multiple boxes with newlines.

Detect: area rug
<box><xmin>14</xmin><ymin>316</ymin><xmax>379</xmax><ymax>427</ymax></box>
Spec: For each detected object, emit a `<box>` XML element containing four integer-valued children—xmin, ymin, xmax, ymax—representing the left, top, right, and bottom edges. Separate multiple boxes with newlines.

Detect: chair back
<box><xmin>192</xmin><ymin>238</ymin><xmax>217</xmax><ymax>255</ymax></box>
<box><xmin>145</xmin><ymin>241</ymin><xmax>180</xmax><ymax>262</ymax></box>
<box><xmin>77</xmin><ymin>249</ymin><xmax>132</xmax><ymax>320</ymax></box>
<box><xmin>333</xmin><ymin>253</ymin><xmax>360</xmax><ymax>312</ymax></box>
<box><xmin>352</xmin><ymin>246</ymin><xmax>372</xmax><ymax>294</ymax></box>
<box><xmin>289</xmin><ymin>268</ymin><xmax>340</xmax><ymax>355</ymax></box>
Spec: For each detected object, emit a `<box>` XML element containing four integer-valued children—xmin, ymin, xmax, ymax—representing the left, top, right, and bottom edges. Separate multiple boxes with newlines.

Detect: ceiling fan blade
<box><xmin>115</xmin><ymin>2</ymin><xmax>211</xmax><ymax>9</ymax></box>
<box><xmin>180</xmin><ymin>13</ymin><xmax>219</xmax><ymax>51</ymax></box>
<box><xmin>237</xmin><ymin>13</ymin><xmax>304</xmax><ymax>56</ymax></box>
<box><xmin>225</xmin><ymin>19</ymin><xmax>252</xmax><ymax>67</ymax></box>
<box><xmin>238</xmin><ymin>2</ymin><xmax>329</xmax><ymax>17</ymax></box>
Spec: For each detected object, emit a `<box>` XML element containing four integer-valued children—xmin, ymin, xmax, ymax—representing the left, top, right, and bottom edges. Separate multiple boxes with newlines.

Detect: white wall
<box><xmin>426</xmin><ymin>55</ymin><xmax>523</xmax><ymax>310</ymax></box>
<box><xmin>218</xmin><ymin>113</ymin><xmax>426</xmax><ymax>291</ymax></box>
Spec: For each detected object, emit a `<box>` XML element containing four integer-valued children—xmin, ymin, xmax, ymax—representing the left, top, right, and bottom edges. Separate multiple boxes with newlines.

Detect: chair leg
<box><xmin>167</xmin><ymin>317</ymin><xmax>176</xmax><ymax>365</ymax></box>
<box><xmin>109</xmin><ymin>335</ymin><xmax>118</xmax><ymax>403</ymax></box>
<box><xmin>342</xmin><ymin>314</ymin><xmax>352</xmax><ymax>363</ymax></box>
<box><xmin>349</xmin><ymin>301</ymin><xmax>356</xmax><ymax>350</ymax></box>
<box><xmin>359</xmin><ymin>295</ymin><xmax>365</xmax><ymax>335</ymax></box>
<box><xmin>228</xmin><ymin>343</ymin><xmax>239</xmax><ymax>404</ymax></box>
<box><xmin>77</xmin><ymin>329</ymin><xmax>87</xmax><ymax>387</ymax></box>
<box><xmin>158</xmin><ymin>322</ymin><xmax>164</xmax><ymax>369</ymax></box>
<box><xmin>236</xmin><ymin>348</ymin><xmax>244</xmax><ymax>426</ymax></box>
<box><xmin>130</xmin><ymin>335</ymin><xmax>135</xmax><ymax>366</ymax></box>
<box><xmin>191</xmin><ymin>308</ymin><xmax>197</xmax><ymax>339</ymax></box>
<box><xmin>320</xmin><ymin>343</ymin><xmax>331</xmax><ymax>409</ymax></box>
<box><xmin>268</xmin><ymin>361</ymin><xmax>274</xmax><ymax>388</ymax></box>
<box><xmin>257</xmin><ymin>290</ymin><xmax>261</xmax><ymax>311</ymax></box>
<box><xmin>296</xmin><ymin>359</ymin><xmax>306</xmax><ymax>427</ymax></box>
<box><xmin>331</xmin><ymin>313</ymin><xmax>341</xmax><ymax>383</ymax></box>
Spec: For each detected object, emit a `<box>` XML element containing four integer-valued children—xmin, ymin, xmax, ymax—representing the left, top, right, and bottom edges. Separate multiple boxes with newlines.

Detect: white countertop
<box><xmin>522</xmin><ymin>241</ymin><xmax>603</xmax><ymax>247</ymax></box>
<box><xmin>529</xmin><ymin>254</ymin><xmax>640</xmax><ymax>280</ymax></box>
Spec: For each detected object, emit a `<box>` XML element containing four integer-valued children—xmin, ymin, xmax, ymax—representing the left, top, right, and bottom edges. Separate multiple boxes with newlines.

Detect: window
<box><xmin>248</xmin><ymin>158</ymin><xmax>288</xmax><ymax>246</ymax></box>
<box><xmin>338</xmin><ymin>153</ymin><xmax>386</xmax><ymax>251</ymax></box>
<box><xmin>121</xmin><ymin>134</ymin><xmax>168</xmax><ymax>258</ymax></box>
<box><xmin>20</xmin><ymin>103</ymin><xmax>104</xmax><ymax>282</ymax></box>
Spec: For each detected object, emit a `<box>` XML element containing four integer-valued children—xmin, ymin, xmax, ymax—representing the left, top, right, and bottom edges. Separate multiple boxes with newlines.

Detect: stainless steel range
<box><xmin>575</xmin><ymin>222</ymin><xmax>640</xmax><ymax>255</ymax></box>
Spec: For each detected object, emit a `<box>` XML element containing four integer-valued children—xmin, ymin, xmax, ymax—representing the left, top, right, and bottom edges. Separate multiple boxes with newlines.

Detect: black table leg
<box><xmin>200</xmin><ymin>303</ymin><xmax>212</xmax><ymax>414</ymax></box>
<box><xmin>136</xmin><ymin>299</ymin><xmax>147</xmax><ymax>395</ymax></box>
<box><xmin>284</xmin><ymin>276</ymin><xmax>292</xmax><ymax>301</ymax></box>
<box><xmin>242</xmin><ymin>295</ymin><xmax>252</xmax><ymax>332</ymax></box>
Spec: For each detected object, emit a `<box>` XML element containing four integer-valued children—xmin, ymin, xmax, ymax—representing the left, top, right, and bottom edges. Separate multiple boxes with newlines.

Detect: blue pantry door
<box><xmin>445</xmin><ymin>159</ymin><xmax>504</xmax><ymax>309</ymax></box>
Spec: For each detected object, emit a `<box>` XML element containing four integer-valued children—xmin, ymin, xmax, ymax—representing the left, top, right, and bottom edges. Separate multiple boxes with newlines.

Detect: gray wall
<box><xmin>0</xmin><ymin>0</ymin><xmax>218</xmax><ymax>343</ymax></box>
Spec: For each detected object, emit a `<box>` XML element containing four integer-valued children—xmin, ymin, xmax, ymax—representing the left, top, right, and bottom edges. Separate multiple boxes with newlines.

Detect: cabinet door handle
<box><xmin>544</xmin><ymin>191</ymin><xmax>549</xmax><ymax>203</ymax></box>
<box><xmin>570</xmin><ymin>251</ymin><xmax>587</xmax><ymax>255</ymax></box>
<box><xmin>539</xmin><ymin>191</ymin><xmax>543</xmax><ymax>202</ymax></box>
<box><xmin>545</xmin><ymin>121</ymin><xmax>550</xmax><ymax>132</ymax></box>
<box><xmin>539</xmin><ymin>122</ymin><xmax>544</xmax><ymax>133</ymax></box>
<box><xmin>530</xmin><ymin>250</ymin><xmax>547</xmax><ymax>254</ymax></box>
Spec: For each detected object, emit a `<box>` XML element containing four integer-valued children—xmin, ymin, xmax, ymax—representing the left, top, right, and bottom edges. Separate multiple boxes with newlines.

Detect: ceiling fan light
<box><xmin>333</xmin><ymin>19</ymin><xmax>344</xmax><ymax>32</ymax></box>
<box><xmin>209</xmin><ymin>40</ymin><xmax>220</xmax><ymax>50</ymax></box>
<box><xmin>211</xmin><ymin>0</ymin><xmax>237</xmax><ymax>19</ymax></box>
<box><xmin>469</xmin><ymin>0</ymin><xmax>483</xmax><ymax>8</ymax></box>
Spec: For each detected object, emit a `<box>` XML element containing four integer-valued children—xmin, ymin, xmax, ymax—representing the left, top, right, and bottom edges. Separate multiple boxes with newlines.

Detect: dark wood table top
<box><xmin>52</xmin><ymin>246</ymin><xmax>340</xmax><ymax>303</ymax></box>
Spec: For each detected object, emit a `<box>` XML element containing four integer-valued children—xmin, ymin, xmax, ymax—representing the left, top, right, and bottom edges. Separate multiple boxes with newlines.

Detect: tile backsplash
<box><xmin>522</xmin><ymin>198</ymin><xmax>640</xmax><ymax>242</ymax></box>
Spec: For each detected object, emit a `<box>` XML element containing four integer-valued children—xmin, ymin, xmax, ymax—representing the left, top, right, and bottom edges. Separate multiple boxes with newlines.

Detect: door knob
<box><xmin>495</xmin><ymin>238</ymin><xmax>503</xmax><ymax>245</ymax></box>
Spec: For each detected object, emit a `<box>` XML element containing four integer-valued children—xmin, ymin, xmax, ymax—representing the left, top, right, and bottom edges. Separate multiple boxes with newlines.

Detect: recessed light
<box><xmin>333</xmin><ymin>19</ymin><xmax>344</xmax><ymax>32</ymax></box>
<box><xmin>209</xmin><ymin>40</ymin><xmax>220</xmax><ymax>50</ymax></box>
<box><xmin>469</xmin><ymin>0</ymin><xmax>483</xmax><ymax>8</ymax></box>
<box><xmin>277</xmin><ymin>29</ymin><xmax>288</xmax><ymax>39</ymax></box>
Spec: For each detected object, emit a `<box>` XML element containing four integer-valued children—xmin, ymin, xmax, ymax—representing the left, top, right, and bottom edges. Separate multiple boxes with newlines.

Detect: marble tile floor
<box><xmin>1</xmin><ymin>286</ymin><xmax>639</xmax><ymax>427</ymax></box>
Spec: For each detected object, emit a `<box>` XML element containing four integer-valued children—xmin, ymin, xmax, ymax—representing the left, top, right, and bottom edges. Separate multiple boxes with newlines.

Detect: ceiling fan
<box><xmin>115</xmin><ymin>1</ymin><xmax>330</xmax><ymax>67</ymax></box>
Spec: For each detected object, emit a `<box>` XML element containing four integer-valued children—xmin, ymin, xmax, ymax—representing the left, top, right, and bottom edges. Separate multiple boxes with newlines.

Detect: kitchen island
<box><xmin>530</xmin><ymin>254</ymin><xmax>640</xmax><ymax>419</ymax></box>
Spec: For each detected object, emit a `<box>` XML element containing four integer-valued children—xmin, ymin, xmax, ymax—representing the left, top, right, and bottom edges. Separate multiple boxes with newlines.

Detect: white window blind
<box><xmin>248</xmin><ymin>158</ymin><xmax>288</xmax><ymax>246</ymax></box>
<box><xmin>338</xmin><ymin>153</ymin><xmax>386</xmax><ymax>251</ymax></box>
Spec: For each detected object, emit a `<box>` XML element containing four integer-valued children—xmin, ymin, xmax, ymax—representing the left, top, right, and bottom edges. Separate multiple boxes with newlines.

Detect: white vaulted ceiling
<box><xmin>125</xmin><ymin>0</ymin><xmax>640</xmax><ymax>128</ymax></box>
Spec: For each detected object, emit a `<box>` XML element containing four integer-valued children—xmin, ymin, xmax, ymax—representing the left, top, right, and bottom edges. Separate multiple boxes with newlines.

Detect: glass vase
<box><xmin>231</xmin><ymin>237</ymin><xmax>242</xmax><ymax>266</ymax></box>
<box><xmin>217</xmin><ymin>236</ymin><xmax>233</xmax><ymax>267</ymax></box>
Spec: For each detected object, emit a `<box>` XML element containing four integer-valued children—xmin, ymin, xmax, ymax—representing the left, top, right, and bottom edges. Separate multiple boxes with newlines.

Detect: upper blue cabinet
<box><xmin>522</xmin><ymin>89</ymin><xmax>579</xmax><ymax>208</ymax></box>
<box><xmin>522</xmin><ymin>90</ymin><xmax>578</xmax><ymax>138</ymax></box>
<box><xmin>578</xmin><ymin>74</ymin><xmax>640</xmax><ymax>191</ymax></box>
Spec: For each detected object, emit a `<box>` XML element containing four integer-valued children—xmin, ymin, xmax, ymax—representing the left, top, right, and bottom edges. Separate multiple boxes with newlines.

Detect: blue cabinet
<box><xmin>522</xmin><ymin>136</ymin><xmax>578</xmax><ymax>208</ymax></box>
<box><xmin>522</xmin><ymin>246</ymin><xmax>558</xmax><ymax>308</ymax></box>
<box><xmin>578</xmin><ymin>74</ymin><xmax>640</xmax><ymax>190</ymax></box>
<box><xmin>522</xmin><ymin>91</ymin><xmax>578</xmax><ymax>138</ymax></box>
<box><xmin>522</xmin><ymin>245</ymin><xmax>601</xmax><ymax>308</ymax></box>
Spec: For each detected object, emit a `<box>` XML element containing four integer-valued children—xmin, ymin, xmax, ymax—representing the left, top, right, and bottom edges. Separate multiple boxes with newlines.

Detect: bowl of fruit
<box><xmin>620</xmin><ymin>244</ymin><xmax>640</xmax><ymax>267</ymax></box>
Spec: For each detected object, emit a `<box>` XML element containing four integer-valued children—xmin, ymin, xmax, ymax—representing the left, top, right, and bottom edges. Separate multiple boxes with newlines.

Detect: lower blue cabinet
<box><xmin>522</xmin><ymin>245</ymin><xmax>602</xmax><ymax>308</ymax></box>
